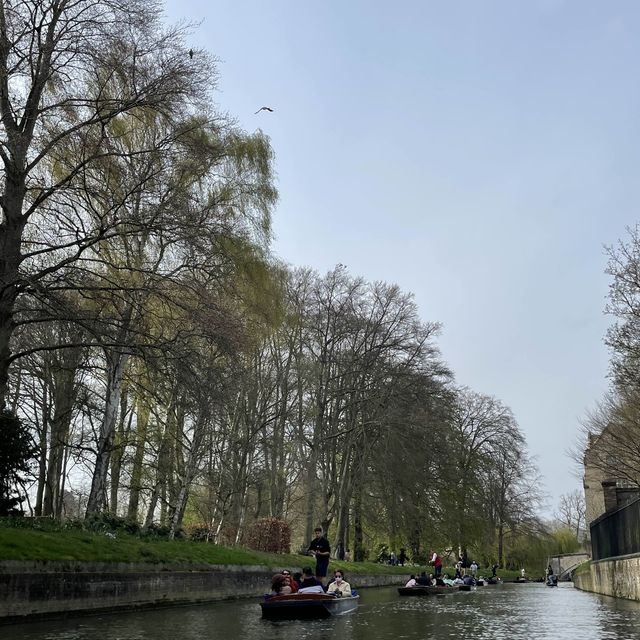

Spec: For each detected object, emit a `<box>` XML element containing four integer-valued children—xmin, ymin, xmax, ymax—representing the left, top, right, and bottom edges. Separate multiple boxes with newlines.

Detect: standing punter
<box><xmin>430</xmin><ymin>549</ymin><xmax>443</xmax><ymax>578</ymax></box>
<box><xmin>308</xmin><ymin>527</ymin><xmax>331</xmax><ymax>585</ymax></box>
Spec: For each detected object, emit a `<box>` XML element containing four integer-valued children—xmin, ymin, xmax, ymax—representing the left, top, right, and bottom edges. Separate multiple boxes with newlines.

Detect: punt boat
<box><xmin>260</xmin><ymin>592</ymin><xmax>360</xmax><ymax>619</ymax></box>
<box><xmin>397</xmin><ymin>585</ymin><xmax>461</xmax><ymax>596</ymax></box>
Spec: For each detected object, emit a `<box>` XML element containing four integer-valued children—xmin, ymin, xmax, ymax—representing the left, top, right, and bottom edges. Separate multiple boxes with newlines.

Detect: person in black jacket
<box><xmin>308</xmin><ymin>527</ymin><xmax>331</xmax><ymax>585</ymax></box>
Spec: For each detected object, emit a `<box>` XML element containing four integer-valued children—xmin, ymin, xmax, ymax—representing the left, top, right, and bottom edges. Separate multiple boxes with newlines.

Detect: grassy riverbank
<box><xmin>0</xmin><ymin>518</ymin><xmax>403</xmax><ymax>574</ymax></box>
<box><xmin>0</xmin><ymin>518</ymin><xmax>520</xmax><ymax>579</ymax></box>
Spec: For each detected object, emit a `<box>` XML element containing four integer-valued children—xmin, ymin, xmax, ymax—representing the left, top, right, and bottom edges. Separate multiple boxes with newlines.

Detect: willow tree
<box><xmin>0</xmin><ymin>0</ymin><xmax>210</xmax><ymax>411</ymax></box>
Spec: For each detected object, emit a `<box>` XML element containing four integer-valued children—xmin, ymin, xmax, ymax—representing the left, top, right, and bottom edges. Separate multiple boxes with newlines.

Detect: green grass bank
<box><xmin>0</xmin><ymin>518</ymin><xmax>520</xmax><ymax>580</ymax></box>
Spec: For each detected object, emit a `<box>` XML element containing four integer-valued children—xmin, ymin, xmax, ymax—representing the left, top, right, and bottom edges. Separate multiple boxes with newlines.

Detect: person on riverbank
<box><xmin>327</xmin><ymin>569</ymin><xmax>352</xmax><ymax>597</ymax></box>
<box><xmin>470</xmin><ymin>560</ymin><xmax>478</xmax><ymax>577</ymax></box>
<box><xmin>398</xmin><ymin>548</ymin><xmax>407</xmax><ymax>566</ymax></box>
<box><xmin>308</xmin><ymin>527</ymin><xmax>331</xmax><ymax>584</ymax></box>
<box><xmin>298</xmin><ymin>566</ymin><xmax>325</xmax><ymax>593</ymax></box>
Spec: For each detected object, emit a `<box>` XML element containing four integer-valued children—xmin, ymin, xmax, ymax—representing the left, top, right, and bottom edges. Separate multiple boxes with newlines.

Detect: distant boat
<box><xmin>397</xmin><ymin>585</ymin><xmax>462</xmax><ymax>596</ymax></box>
<box><xmin>260</xmin><ymin>593</ymin><xmax>359</xmax><ymax>619</ymax></box>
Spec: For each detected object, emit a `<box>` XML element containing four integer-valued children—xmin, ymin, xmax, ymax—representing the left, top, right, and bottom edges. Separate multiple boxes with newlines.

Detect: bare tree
<box><xmin>555</xmin><ymin>489</ymin><xmax>586</xmax><ymax>538</ymax></box>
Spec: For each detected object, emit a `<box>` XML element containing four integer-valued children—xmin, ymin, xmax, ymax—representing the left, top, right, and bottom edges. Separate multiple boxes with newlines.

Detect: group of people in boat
<box><xmin>404</xmin><ymin>570</ymin><xmax>495</xmax><ymax>587</ymax></box>
<box><xmin>271</xmin><ymin>567</ymin><xmax>352</xmax><ymax>597</ymax></box>
<box><xmin>270</xmin><ymin>526</ymin><xmax>355</xmax><ymax>598</ymax></box>
<box><xmin>402</xmin><ymin>550</ymin><xmax>504</xmax><ymax>588</ymax></box>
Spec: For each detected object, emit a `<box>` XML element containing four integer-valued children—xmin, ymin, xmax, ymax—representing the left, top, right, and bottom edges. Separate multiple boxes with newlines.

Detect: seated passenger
<box><xmin>327</xmin><ymin>569</ymin><xmax>352</xmax><ymax>597</ymax></box>
<box><xmin>405</xmin><ymin>574</ymin><xmax>417</xmax><ymax>587</ymax></box>
<box><xmin>298</xmin><ymin>566</ymin><xmax>325</xmax><ymax>593</ymax></box>
<box><xmin>271</xmin><ymin>573</ymin><xmax>292</xmax><ymax>595</ymax></box>
<box><xmin>462</xmin><ymin>575</ymin><xmax>475</xmax><ymax>586</ymax></box>
<box><xmin>416</xmin><ymin>571</ymin><xmax>431</xmax><ymax>586</ymax></box>
<box><xmin>281</xmin><ymin>570</ymin><xmax>298</xmax><ymax>593</ymax></box>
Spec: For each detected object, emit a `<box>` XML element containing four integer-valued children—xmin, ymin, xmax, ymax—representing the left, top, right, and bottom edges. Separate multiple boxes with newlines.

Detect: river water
<box><xmin>7</xmin><ymin>583</ymin><xmax>640</xmax><ymax>640</ymax></box>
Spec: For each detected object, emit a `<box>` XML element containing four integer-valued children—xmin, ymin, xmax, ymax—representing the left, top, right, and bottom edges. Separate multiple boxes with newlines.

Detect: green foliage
<box><xmin>551</xmin><ymin>528</ymin><xmax>581</xmax><ymax>555</ymax></box>
<box><xmin>184</xmin><ymin>525</ymin><xmax>215</xmax><ymax>542</ymax></box>
<box><xmin>376</xmin><ymin>543</ymin><xmax>390</xmax><ymax>564</ymax></box>
<box><xmin>573</xmin><ymin>560</ymin><xmax>591</xmax><ymax>576</ymax></box>
<box><xmin>243</xmin><ymin>517</ymin><xmax>291</xmax><ymax>554</ymax></box>
<box><xmin>0</xmin><ymin>412</ymin><xmax>36</xmax><ymax>516</ymax></box>
<box><xmin>83</xmin><ymin>513</ymin><xmax>141</xmax><ymax>536</ymax></box>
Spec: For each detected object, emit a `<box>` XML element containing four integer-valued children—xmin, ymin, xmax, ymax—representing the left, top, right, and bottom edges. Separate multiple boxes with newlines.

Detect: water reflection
<box><xmin>7</xmin><ymin>583</ymin><xmax>640</xmax><ymax>640</ymax></box>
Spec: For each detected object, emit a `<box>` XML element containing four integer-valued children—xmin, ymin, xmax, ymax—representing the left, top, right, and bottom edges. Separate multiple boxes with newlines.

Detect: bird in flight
<box><xmin>254</xmin><ymin>106</ymin><xmax>274</xmax><ymax>114</ymax></box>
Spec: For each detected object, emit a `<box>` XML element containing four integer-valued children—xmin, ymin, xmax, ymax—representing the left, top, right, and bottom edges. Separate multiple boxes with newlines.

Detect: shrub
<box><xmin>141</xmin><ymin>522</ymin><xmax>172</xmax><ymax>539</ymax></box>
<box><xmin>84</xmin><ymin>513</ymin><xmax>140</xmax><ymax>535</ymax></box>
<box><xmin>243</xmin><ymin>517</ymin><xmax>291</xmax><ymax>553</ymax></box>
<box><xmin>184</xmin><ymin>524</ymin><xmax>215</xmax><ymax>542</ymax></box>
<box><xmin>376</xmin><ymin>543</ymin><xmax>390</xmax><ymax>564</ymax></box>
<box><xmin>0</xmin><ymin>412</ymin><xmax>36</xmax><ymax>516</ymax></box>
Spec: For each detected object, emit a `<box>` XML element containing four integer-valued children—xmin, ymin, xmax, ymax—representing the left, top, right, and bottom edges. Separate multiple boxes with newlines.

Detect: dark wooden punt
<box><xmin>397</xmin><ymin>585</ymin><xmax>461</xmax><ymax>596</ymax></box>
<box><xmin>260</xmin><ymin>593</ymin><xmax>360</xmax><ymax>620</ymax></box>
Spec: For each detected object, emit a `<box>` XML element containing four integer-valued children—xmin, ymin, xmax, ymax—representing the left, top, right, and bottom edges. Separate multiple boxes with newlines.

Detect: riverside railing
<box><xmin>590</xmin><ymin>496</ymin><xmax>640</xmax><ymax>561</ymax></box>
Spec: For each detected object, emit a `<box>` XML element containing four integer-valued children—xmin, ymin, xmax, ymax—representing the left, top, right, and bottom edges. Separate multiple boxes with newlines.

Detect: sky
<box><xmin>162</xmin><ymin>0</ymin><xmax>640</xmax><ymax>511</ymax></box>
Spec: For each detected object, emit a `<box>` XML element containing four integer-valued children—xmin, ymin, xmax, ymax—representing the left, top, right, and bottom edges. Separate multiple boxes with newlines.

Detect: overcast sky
<box><xmin>162</xmin><ymin>0</ymin><xmax>640</xmax><ymax>510</ymax></box>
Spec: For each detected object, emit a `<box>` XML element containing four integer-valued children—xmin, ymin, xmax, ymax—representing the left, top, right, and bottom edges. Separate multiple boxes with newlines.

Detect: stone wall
<box><xmin>573</xmin><ymin>553</ymin><xmax>640</xmax><ymax>601</ymax></box>
<box><xmin>0</xmin><ymin>562</ymin><xmax>402</xmax><ymax>622</ymax></box>
<box><xmin>548</xmin><ymin>553</ymin><xmax>589</xmax><ymax>578</ymax></box>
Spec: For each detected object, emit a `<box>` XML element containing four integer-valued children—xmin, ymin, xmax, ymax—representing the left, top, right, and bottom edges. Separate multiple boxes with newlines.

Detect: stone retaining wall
<box><xmin>573</xmin><ymin>553</ymin><xmax>640</xmax><ymax>601</ymax></box>
<box><xmin>0</xmin><ymin>562</ymin><xmax>402</xmax><ymax>623</ymax></box>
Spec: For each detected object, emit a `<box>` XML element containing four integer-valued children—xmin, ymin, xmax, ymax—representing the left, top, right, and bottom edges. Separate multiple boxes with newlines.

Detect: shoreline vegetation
<box><xmin>0</xmin><ymin>520</ymin><xmax>523</xmax><ymax>580</ymax></box>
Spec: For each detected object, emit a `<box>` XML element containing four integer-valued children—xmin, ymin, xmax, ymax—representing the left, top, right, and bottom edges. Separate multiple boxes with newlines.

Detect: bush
<box><xmin>243</xmin><ymin>517</ymin><xmax>291</xmax><ymax>553</ymax></box>
<box><xmin>184</xmin><ymin>524</ymin><xmax>216</xmax><ymax>542</ymax></box>
<box><xmin>141</xmin><ymin>522</ymin><xmax>172</xmax><ymax>539</ymax></box>
<box><xmin>0</xmin><ymin>412</ymin><xmax>36</xmax><ymax>516</ymax></box>
<box><xmin>84</xmin><ymin>513</ymin><xmax>140</xmax><ymax>535</ymax></box>
<box><xmin>376</xmin><ymin>543</ymin><xmax>390</xmax><ymax>564</ymax></box>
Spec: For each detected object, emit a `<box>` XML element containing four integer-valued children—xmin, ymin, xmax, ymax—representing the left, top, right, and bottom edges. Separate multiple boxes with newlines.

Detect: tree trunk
<box><xmin>127</xmin><ymin>395</ymin><xmax>150</xmax><ymax>521</ymax></box>
<box><xmin>110</xmin><ymin>391</ymin><xmax>133</xmax><ymax>516</ymax></box>
<box><xmin>86</xmin><ymin>350</ymin><xmax>128</xmax><ymax>516</ymax></box>
<box><xmin>34</xmin><ymin>383</ymin><xmax>48</xmax><ymax>516</ymax></box>
<box><xmin>0</xmin><ymin>193</ymin><xmax>27</xmax><ymax>411</ymax></box>
<box><xmin>353</xmin><ymin>487</ymin><xmax>365</xmax><ymax>562</ymax></box>
<box><xmin>168</xmin><ymin>448</ymin><xmax>199</xmax><ymax>539</ymax></box>
<box><xmin>43</xmin><ymin>346</ymin><xmax>82</xmax><ymax>517</ymax></box>
<box><xmin>168</xmin><ymin>410</ymin><xmax>204</xmax><ymax>539</ymax></box>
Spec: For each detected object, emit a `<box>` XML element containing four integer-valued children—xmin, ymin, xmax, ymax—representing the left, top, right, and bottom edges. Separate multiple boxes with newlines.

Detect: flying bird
<box><xmin>254</xmin><ymin>106</ymin><xmax>274</xmax><ymax>114</ymax></box>
<box><xmin>189</xmin><ymin>49</ymin><xmax>194</xmax><ymax>59</ymax></box>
